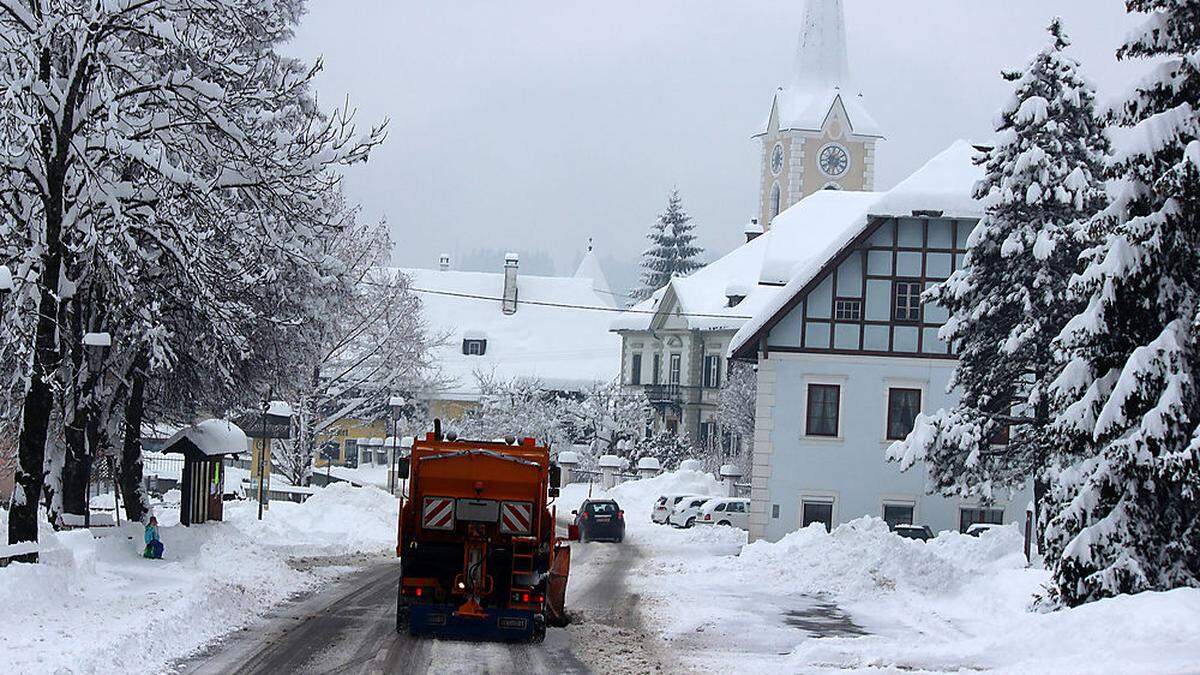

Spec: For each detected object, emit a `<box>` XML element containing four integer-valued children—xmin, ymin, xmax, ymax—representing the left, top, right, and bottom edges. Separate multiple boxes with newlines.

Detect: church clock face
<box><xmin>770</xmin><ymin>143</ymin><xmax>785</xmax><ymax>176</ymax></box>
<box><xmin>818</xmin><ymin>143</ymin><xmax>850</xmax><ymax>178</ymax></box>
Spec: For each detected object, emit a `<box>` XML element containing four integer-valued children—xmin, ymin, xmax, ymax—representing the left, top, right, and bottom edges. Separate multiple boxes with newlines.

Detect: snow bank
<box><xmin>629</xmin><ymin>508</ymin><xmax>1200</xmax><ymax>673</ymax></box>
<box><xmin>0</xmin><ymin>483</ymin><xmax>398</xmax><ymax>673</ymax></box>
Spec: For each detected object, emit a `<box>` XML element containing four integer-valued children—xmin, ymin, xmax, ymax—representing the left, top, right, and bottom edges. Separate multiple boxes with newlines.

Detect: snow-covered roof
<box><xmin>759</xmin><ymin>88</ymin><xmax>883</xmax><ymax>139</ymax></box>
<box><xmin>611</xmin><ymin>228</ymin><xmax>775</xmax><ymax>333</ymax></box>
<box><xmin>729</xmin><ymin>140</ymin><xmax>986</xmax><ymax>357</ymax></box>
<box><xmin>572</xmin><ymin>245</ymin><xmax>614</xmax><ymax>300</ymax></box>
<box><xmin>613</xmin><ymin>190</ymin><xmax>881</xmax><ymax>335</ymax></box>
<box><xmin>163</xmin><ymin>419</ymin><xmax>248</xmax><ymax>457</ymax></box>
<box><xmin>399</xmin><ymin>263</ymin><xmax>621</xmax><ymax>401</ymax></box>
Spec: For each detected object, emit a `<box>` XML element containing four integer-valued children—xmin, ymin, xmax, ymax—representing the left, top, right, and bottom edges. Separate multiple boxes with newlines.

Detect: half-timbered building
<box><xmin>730</xmin><ymin>141</ymin><xmax>1033</xmax><ymax>542</ymax></box>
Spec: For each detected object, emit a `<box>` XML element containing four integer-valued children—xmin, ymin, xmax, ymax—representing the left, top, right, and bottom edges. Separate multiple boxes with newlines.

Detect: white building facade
<box><xmin>731</xmin><ymin>142</ymin><xmax>1032</xmax><ymax>542</ymax></box>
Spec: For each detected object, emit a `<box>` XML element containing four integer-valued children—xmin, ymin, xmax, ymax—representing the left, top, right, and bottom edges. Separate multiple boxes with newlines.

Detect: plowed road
<box><xmin>181</xmin><ymin>541</ymin><xmax>668</xmax><ymax>674</ymax></box>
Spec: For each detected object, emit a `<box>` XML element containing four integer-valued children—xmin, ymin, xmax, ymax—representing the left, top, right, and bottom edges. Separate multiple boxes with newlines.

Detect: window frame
<box><xmin>462</xmin><ymin>338</ymin><xmax>487</xmax><ymax>356</ymax></box>
<box><xmin>958</xmin><ymin>506</ymin><xmax>1005</xmax><ymax>533</ymax></box>
<box><xmin>800</xmin><ymin>499</ymin><xmax>835</xmax><ymax>533</ymax></box>
<box><xmin>668</xmin><ymin>353</ymin><xmax>682</xmax><ymax>385</ymax></box>
<box><xmin>834</xmin><ymin>297</ymin><xmax>862</xmax><ymax>321</ymax></box>
<box><xmin>885</xmin><ymin>387</ymin><xmax>923</xmax><ymax>441</ymax></box>
<box><xmin>805</xmin><ymin>383</ymin><xmax>841</xmax><ymax>438</ymax></box>
<box><xmin>652</xmin><ymin>353</ymin><xmax>662</xmax><ymax>385</ymax></box>
<box><xmin>882</xmin><ymin>502</ymin><xmax>915</xmax><ymax>529</ymax></box>
<box><xmin>893</xmin><ymin>279</ymin><xmax>923</xmax><ymax>323</ymax></box>
<box><xmin>630</xmin><ymin>353</ymin><xmax>643</xmax><ymax>385</ymax></box>
<box><xmin>702</xmin><ymin>354</ymin><xmax>721</xmax><ymax>388</ymax></box>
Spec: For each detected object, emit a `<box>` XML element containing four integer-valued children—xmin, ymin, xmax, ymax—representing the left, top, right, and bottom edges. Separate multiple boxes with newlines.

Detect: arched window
<box><xmin>823</xmin><ymin>182</ymin><xmax>842</xmax><ymax>191</ymax></box>
<box><xmin>770</xmin><ymin>182</ymin><xmax>782</xmax><ymax>220</ymax></box>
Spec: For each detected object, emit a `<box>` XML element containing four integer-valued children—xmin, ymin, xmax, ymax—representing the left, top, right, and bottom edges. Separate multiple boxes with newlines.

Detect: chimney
<box><xmin>502</xmin><ymin>252</ymin><xmax>519</xmax><ymax>314</ymax></box>
<box><xmin>744</xmin><ymin>218</ymin><xmax>763</xmax><ymax>243</ymax></box>
<box><xmin>438</xmin><ymin>253</ymin><xmax>450</xmax><ymax>271</ymax></box>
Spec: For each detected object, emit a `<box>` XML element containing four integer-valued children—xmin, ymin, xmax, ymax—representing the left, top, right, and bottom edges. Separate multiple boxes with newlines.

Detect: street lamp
<box><xmin>81</xmin><ymin>332</ymin><xmax>113</xmax><ymax>527</ymax></box>
<box><xmin>388</xmin><ymin>395</ymin><xmax>406</xmax><ymax>495</ymax></box>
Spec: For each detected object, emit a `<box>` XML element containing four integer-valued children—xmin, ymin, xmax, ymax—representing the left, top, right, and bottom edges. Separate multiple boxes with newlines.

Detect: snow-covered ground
<box><xmin>0</xmin><ymin>484</ymin><xmax>399</xmax><ymax>674</ymax></box>
<box><xmin>561</xmin><ymin>471</ymin><xmax>1200</xmax><ymax>674</ymax></box>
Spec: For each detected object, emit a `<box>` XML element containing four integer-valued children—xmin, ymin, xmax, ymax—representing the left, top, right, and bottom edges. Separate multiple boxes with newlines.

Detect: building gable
<box><xmin>760</xmin><ymin>215</ymin><xmax>975</xmax><ymax>359</ymax></box>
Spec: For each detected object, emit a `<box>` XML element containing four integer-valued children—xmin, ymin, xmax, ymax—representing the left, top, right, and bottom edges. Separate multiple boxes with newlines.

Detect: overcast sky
<box><xmin>284</xmin><ymin>1</ymin><xmax>1142</xmax><ymax>275</ymax></box>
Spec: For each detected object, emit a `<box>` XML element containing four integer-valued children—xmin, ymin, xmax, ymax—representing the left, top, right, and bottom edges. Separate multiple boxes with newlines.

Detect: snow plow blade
<box><xmin>546</xmin><ymin>543</ymin><xmax>571</xmax><ymax>627</ymax></box>
<box><xmin>408</xmin><ymin>603</ymin><xmax>541</xmax><ymax>642</ymax></box>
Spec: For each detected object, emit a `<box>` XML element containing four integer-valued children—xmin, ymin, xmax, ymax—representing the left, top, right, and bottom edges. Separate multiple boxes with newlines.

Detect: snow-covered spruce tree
<box><xmin>0</xmin><ymin>0</ymin><xmax>383</xmax><ymax>550</ymax></box>
<box><xmin>887</xmin><ymin>19</ymin><xmax>1109</xmax><ymax>533</ymax></box>
<box><xmin>1043</xmin><ymin>1</ymin><xmax>1200</xmax><ymax>607</ymax></box>
<box><xmin>631</xmin><ymin>190</ymin><xmax>704</xmax><ymax>301</ymax></box>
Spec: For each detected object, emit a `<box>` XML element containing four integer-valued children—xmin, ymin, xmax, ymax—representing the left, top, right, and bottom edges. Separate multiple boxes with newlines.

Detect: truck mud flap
<box><xmin>409</xmin><ymin>603</ymin><xmax>539</xmax><ymax>642</ymax></box>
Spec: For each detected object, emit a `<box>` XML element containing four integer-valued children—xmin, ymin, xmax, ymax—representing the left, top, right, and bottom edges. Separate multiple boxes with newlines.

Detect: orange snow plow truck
<box><xmin>396</xmin><ymin>423</ymin><xmax>571</xmax><ymax>642</ymax></box>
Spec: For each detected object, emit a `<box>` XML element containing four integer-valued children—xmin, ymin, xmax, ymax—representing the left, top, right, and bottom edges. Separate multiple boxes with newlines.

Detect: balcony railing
<box><xmin>644</xmin><ymin>384</ymin><xmax>682</xmax><ymax>403</ymax></box>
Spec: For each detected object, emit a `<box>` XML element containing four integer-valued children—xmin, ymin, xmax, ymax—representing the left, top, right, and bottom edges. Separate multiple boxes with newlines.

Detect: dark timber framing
<box><xmin>733</xmin><ymin>215</ymin><xmax>973</xmax><ymax>361</ymax></box>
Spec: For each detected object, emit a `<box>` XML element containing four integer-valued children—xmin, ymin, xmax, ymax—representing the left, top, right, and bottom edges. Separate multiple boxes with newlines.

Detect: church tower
<box><xmin>754</xmin><ymin>0</ymin><xmax>883</xmax><ymax>230</ymax></box>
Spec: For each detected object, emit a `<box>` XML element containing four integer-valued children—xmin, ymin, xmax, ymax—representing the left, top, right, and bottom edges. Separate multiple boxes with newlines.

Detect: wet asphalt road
<box><xmin>180</xmin><ymin>540</ymin><xmax>645</xmax><ymax>675</ymax></box>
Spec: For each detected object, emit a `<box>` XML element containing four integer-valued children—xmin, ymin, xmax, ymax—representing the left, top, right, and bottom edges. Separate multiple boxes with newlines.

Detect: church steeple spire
<box><xmin>792</xmin><ymin>0</ymin><xmax>849</xmax><ymax>92</ymax></box>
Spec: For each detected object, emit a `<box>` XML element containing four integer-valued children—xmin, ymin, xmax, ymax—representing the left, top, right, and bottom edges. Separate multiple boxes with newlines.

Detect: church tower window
<box><xmin>770</xmin><ymin>182</ymin><xmax>782</xmax><ymax>221</ymax></box>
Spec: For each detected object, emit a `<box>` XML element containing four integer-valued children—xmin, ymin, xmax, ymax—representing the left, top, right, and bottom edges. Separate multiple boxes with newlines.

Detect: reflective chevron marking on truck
<box><xmin>422</xmin><ymin>497</ymin><xmax>455</xmax><ymax>530</ymax></box>
<box><xmin>499</xmin><ymin>501</ymin><xmax>533</xmax><ymax>534</ymax></box>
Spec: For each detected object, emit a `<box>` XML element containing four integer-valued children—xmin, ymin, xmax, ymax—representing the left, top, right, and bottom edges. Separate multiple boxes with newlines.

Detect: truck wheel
<box><xmin>396</xmin><ymin>580</ymin><xmax>410</xmax><ymax>634</ymax></box>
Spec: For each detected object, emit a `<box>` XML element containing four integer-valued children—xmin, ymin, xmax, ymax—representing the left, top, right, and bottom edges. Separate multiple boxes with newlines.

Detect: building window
<box><xmin>805</xmin><ymin>384</ymin><xmax>840</xmax><ymax>437</ymax></box>
<box><xmin>668</xmin><ymin>353</ymin><xmax>681</xmax><ymax>385</ymax></box>
<box><xmin>703</xmin><ymin>354</ymin><xmax>721</xmax><ymax>388</ymax></box>
<box><xmin>883</xmin><ymin>503</ymin><xmax>914</xmax><ymax>529</ymax></box>
<box><xmin>894</xmin><ymin>281</ymin><xmax>922</xmax><ymax>322</ymax></box>
<box><xmin>630</xmin><ymin>353</ymin><xmax>643</xmax><ymax>385</ymax></box>
<box><xmin>462</xmin><ymin>338</ymin><xmax>487</xmax><ymax>356</ymax></box>
<box><xmin>886</xmin><ymin>388</ymin><xmax>922</xmax><ymax>440</ymax></box>
<box><xmin>834</xmin><ymin>298</ymin><xmax>862</xmax><ymax>321</ymax></box>
<box><xmin>802</xmin><ymin>500</ymin><xmax>834</xmax><ymax>532</ymax></box>
<box><xmin>771</xmin><ymin>504</ymin><xmax>780</xmax><ymax>519</ymax></box>
<box><xmin>652</xmin><ymin>354</ymin><xmax>662</xmax><ymax>385</ymax></box>
<box><xmin>770</xmin><ymin>182</ymin><xmax>782</xmax><ymax>220</ymax></box>
<box><xmin>959</xmin><ymin>507</ymin><xmax>1004</xmax><ymax>533</ymax></box>
<box><xmin>699</xmin><ymin>421</ymin><xmax>717</xmax><ymax>447</ymax></box>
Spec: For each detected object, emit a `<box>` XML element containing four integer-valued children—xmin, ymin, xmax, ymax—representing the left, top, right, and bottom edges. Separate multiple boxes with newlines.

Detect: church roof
<box><xmin>756</xmin><ymin>0</ymin><xmax>882</xmax><ymax>138</ymax></box>
<box><xmin>572</xmin><ymin>242</ymin><xmax>614</xmax><ymax>301</ymax></box>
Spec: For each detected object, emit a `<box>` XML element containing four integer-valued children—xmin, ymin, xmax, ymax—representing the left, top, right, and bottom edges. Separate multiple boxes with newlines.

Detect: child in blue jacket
<box><xmin>144</xmin><ymin>516</ymin><xmax>164</xmax><ymax>559</ymax></box>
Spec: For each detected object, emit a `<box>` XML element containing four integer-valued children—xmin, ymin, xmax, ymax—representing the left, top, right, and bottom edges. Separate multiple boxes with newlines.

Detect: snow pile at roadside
<box><xmin>629</xmin><ymin>510</ymin><xmax>1200</xmax><ymax>673</ymax></box>
<box><xmin>0</xmin><ymin>483</ymin><xmax>398</xmax><ymax>673</ymax></box>
<box><xmin>235</xmin><ymin>481</ymin><xmax>398</xmax><ymax>553</ymax></box>
<box><xmin>732</xmin><ymin>516</ymin><xmax>1025</xmax><ymax>601</ymax></box>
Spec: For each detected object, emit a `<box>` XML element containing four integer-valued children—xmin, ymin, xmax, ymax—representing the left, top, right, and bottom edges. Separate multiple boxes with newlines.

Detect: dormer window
<box><xmin>462</xmin><ymin>339</ymin><xmax>487</xmax><ymax>356</ymax></box>
<box><xmin>727</xmin><ymin>294</ymin><xmax>746</xmax><ymax>307</ymax></box>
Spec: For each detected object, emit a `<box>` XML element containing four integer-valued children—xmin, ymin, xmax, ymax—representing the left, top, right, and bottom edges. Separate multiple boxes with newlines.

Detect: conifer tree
<box><xmin>631</xmin><ymin>190</ymin><xmax>704</xmax><ymax>301</ymax></box>
<box><xmin>1043</xmin><ymin>0</ymin><xmax>1200</xmax><ymax>607</ymax></box>
<box><xmin>888</xmin><ymin>20</ymin><xmax>1108</xmax><ymax>529</ymax></box>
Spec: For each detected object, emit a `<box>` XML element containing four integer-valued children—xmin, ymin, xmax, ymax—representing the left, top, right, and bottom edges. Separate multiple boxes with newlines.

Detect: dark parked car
<box><xmin>572</xmin><ymin>499</ymin><xmax>625</xmax><ymax>543</ymax></box>
<box><xmin>893</xmin><ymin>524</ymin><xmax>934</xmax><ymax>541</ymax></box>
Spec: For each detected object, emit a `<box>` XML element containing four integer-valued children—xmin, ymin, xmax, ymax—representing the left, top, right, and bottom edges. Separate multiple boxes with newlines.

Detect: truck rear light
<box><xmin>415</xmin><ymin>587</ymin><xmax>423</xmax><ymax>597</ymax></box>
<box><xmin>617</xmin><ymin>510</ymin><xmax>624</xmax><ymax>520</ymax></box>
<box><xmin>705</xmin><ymin>514</ymin><xmax>711</xmax><ymax>520</ymax></box>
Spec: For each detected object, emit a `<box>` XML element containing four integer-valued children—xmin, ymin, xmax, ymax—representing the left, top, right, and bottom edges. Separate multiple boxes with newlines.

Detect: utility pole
<box><xmin>257</xmin><ymin>390</ymin><xmax>270</xmax><ymax>520</ymax></box>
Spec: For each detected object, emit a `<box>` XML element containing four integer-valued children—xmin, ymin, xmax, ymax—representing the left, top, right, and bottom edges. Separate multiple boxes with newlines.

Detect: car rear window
<box><xmin>587</xmin><ymin>502</ymin><xmax>619</xmax><ymax>515</ymax></box>
<box><xmin>690</xmin><ymin>499</ymin><xmax>707</xmax><ymax>508</ymax></box>
<box><xmin>714</xmin><ymin>503</ymin><xmax>726</xmax><ymax>511</ymax></box>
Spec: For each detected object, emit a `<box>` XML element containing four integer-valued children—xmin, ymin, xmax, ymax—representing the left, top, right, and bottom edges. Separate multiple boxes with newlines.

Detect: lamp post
<box><xmin>388</xmin><ymin>395</ymin><xmax>406</xmax><ymax>495</ymax></box>
<box><xmin>258</xmin><ymin>391</ymin><xmax>270</xmax><ymax>520</ymax></box>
